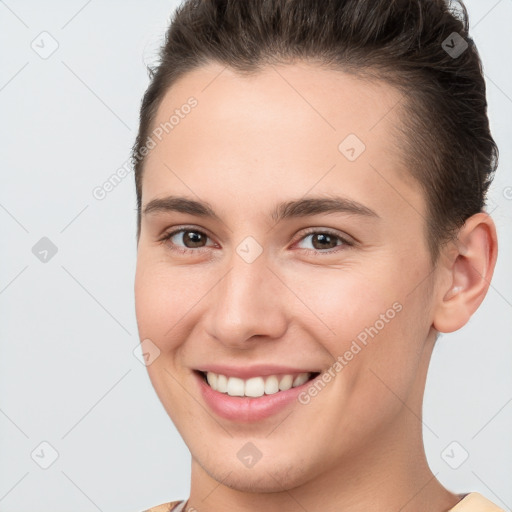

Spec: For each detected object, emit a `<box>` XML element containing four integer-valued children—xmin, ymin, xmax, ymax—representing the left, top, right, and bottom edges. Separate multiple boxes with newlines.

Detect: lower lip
<box><xmin>194</xmin><ymin>371</ymin><xmax>316</xmax><ymax>422</ymax></box>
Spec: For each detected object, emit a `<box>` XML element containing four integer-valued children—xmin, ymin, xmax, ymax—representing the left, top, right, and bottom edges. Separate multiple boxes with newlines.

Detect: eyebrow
<box><xmin>142</xmin><ymin>195</ymin><xmax>379</xmax><ymax>223</ymax></box>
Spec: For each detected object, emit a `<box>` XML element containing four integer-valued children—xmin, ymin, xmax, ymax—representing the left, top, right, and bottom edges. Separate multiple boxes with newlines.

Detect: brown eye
<box><xmin>309</xmin><ymin>233</ymin><xmax>339</xmax><ymax>250</ymax></box>
<box><xmin>295</xmin><ymin>229</ymin><xmax>353</xmax><ymax>254</ymax></box>
<box><xmin>161</xmin><ymin>228</ymin><xmax>214</xmax><ymax>254</ymax></box>
<box><xmin>179</xmin><ymin>230</ymin><xmax>207</xmax><ymax>248</ymax></box>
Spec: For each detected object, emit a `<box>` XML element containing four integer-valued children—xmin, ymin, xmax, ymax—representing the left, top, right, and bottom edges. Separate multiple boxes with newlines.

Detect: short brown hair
<box><xmin>131</xmin><ymin>0</ymin><xmax>498</xmax><ymax>260</ymax></box>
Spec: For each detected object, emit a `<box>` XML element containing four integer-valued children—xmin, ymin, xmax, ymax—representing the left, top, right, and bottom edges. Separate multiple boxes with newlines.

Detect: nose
<box><xmin>204</xmin><ymin>248</ymin><xmax>288</xmax><ymax>349</ymax></box>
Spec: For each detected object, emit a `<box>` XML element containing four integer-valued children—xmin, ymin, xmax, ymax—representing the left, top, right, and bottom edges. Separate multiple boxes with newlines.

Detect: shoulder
<box><xmin>450</xmin><ymin>492</ymin><xmax>505</xmax><ymax>512</ymax></box>
<box><xmin>141</xmin><ymin>500</ymin><xmax>184</xmax><ymax>512</ymax></box>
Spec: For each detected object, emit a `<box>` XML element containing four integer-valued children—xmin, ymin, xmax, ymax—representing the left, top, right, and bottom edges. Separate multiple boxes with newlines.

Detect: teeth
<box><xmin>292</xmin><ymin>373</ymin><xmax>309</xmax><ymax>387</ymax></box>
<box><xmin>204</xmin><ymin>371</ymin><xmax>312</xmax><ymax>397</ymax></box>
<box><xmin>206</xmin><ymin>372</ymin><xmax>217</xmax><ymax>389</ymax></box>
<box><xmin>278</xmin><ymin>374</ymin><xmax>293</xmax><ymax>391</ymax></box>
<box><xmin>217</xmin><ymin>374</ymin><xmax>228</xmax><ymax>393</ymax></box>
<box><xmin>245</xmin><ymin>377</ymin><xmax>265</xmax><ymax>397</ymax></box>
<box><xmin>227</xmin><ymin>377</ymin><xmax>245</xmax><ymax>396</ymax></box>
<box><xmin>264</xmin><ymin>375</ymin><xmax>279</xmax><ymax>395</ymax></box>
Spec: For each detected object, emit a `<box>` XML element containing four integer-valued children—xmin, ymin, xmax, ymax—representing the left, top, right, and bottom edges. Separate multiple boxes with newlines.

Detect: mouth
<box><xmin>195</xmin><ymin>369</ymin><xmax>321</xmax><ymax>398</ymax></box>
<box><xmin>192</xmin><ymin>364</ymin><xmax>325</xmax><ymax>422</ymax></box>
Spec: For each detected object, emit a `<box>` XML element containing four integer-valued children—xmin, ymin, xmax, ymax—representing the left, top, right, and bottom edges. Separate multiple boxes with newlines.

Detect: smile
<box><xmin>193</xmin><ymin>365</ymin><xmax>323</xmax><ymax>421</ymax></box>
<box><xmin>200</xmin><ymin>370</ymin><xmax>319</xmax><ymax>398</ymax></box>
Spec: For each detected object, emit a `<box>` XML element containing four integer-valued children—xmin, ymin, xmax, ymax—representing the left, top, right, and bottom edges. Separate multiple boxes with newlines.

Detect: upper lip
<box><xmin>195</xmin><ymin>364</ymin><xmax>321</xmax><ymax>379</ymax></box>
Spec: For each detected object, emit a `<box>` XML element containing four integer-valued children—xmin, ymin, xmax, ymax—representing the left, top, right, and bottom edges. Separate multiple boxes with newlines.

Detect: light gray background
<box><xmin>0</xmin><ymin>1</ymin><xmax>511</xmax><ymax>511</ymax></box>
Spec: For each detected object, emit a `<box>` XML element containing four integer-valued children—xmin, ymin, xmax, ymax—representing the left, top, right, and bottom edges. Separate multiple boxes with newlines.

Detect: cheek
<box><xmin>300</xmin><ymin>268</ymin><xmax>401</xmax><ymax>341</ymax></box>
<box><xmin>301</xmin><ymin>265</ymin><xmax>431</xmax><ymax>392</ymax></box>
<box><xmin>134</xmin><ymin>264</ymin><xmax>168</xmax><ymax>340</ymax></box>
<box><xmin>134</xmin><ymin>255</ymin><xmax>200</xmax><ymax>343</ymax></box>
<box><xmin>134</xmin><ymin>258</ymin><xmax>196</xmax><ymax>420</ymax></box>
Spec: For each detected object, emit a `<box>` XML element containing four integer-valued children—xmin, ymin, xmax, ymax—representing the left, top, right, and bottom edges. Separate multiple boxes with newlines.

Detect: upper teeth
<box><xmin>206</xmin><ymin>372</ymin><xmax>311</xmax><ymax>397</ymax></box>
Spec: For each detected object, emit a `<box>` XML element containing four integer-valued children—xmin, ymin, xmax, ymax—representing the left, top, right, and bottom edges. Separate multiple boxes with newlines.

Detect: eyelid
<box><xmin>158</xmin><ymin>225</ymin><xmax>217</xmax><ymax>253</ymax></box>
<box><xmin>159</xmin><ymin>224</ymin><xmax>211</xmax><ymax>238</ymax></box>
<box><xmin>159</xmin><ymin>225</ymin><xmax>356</xmax><ymax>255</ymax></box>
<box><xmin>292</xmin><ymin>227</ymin><xmax>356</xmax><ymax>247</ymax></box>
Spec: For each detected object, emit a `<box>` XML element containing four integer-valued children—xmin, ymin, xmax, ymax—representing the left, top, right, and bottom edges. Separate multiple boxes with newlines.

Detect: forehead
<box><xmin>149</xmin><ymin>61</ymin><xmax>404</xmax><ymax>152</ymax></box>
<box><xmin>142</xmin><ymin>61</ymin><xmax>423</xmax><ymax>221</ymax></box>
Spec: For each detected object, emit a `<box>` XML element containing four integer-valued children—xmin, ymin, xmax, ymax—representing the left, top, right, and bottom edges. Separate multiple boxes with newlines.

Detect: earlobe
<box><xmin>433</xmin><ymin>212</ymin><xmax>498</xmax><ymax>334</ymax></box>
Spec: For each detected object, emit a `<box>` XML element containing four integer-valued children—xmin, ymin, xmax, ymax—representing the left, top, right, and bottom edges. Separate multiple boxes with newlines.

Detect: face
<box><xmin>134</xmin><ymin>61</ymin><xmax>441</xmax><ymax>492</ymax></box>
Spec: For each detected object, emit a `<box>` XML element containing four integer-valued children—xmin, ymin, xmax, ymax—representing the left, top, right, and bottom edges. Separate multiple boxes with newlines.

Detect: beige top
<box><xmin>142</xmin><ymin>492</ymin><xmax>505</xmax><ymax>511</ymax></box>
<box><xmin>449</xmin><ymin>492</ymin><xmax>505</xmax><ymax>511</ymax></box>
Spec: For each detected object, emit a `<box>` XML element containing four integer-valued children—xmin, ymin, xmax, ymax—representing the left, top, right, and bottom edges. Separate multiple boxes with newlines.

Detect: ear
<box><xmin>432</xmin><ymin>212</ymin><xmax>498</xmax><ymax>333</ymax></box>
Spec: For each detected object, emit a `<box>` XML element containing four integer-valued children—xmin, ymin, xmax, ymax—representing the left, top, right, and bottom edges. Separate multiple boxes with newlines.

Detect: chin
<box><xmin>196</xmin><ymin>453</ymin><xmax>312</xmax><ymax>493</ymax></box>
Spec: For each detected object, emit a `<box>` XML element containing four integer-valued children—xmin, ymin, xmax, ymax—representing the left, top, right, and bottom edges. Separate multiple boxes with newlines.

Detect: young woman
<box><xmin>132</xmin><ymin>0</ymin><xmax>503</xmax><ymax>510</ymax></box>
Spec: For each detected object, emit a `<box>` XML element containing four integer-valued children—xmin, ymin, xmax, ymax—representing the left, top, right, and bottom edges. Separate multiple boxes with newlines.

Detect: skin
<box><xmin>134</xmin><ymin>61</ymin><xmax>497</xmax><ymax>512</ymax></box>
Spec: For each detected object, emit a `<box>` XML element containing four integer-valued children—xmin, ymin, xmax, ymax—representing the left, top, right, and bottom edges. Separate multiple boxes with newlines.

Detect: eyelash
<box><xmin>158</xmin><ymin>226</ymin><xmax>354</xmax><ymax>256</ymax></box>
